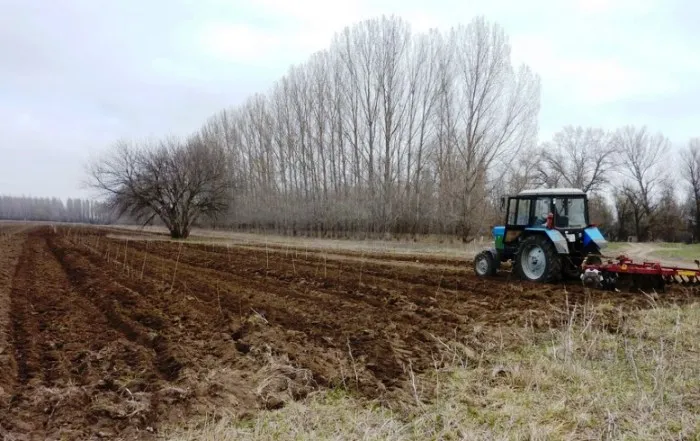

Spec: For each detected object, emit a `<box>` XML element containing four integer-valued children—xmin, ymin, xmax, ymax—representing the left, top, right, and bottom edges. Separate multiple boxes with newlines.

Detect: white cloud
<box><xmin>513</xmin><ymin>37</ymin><xmax>677</xmax><ymax>105</ymax></box>
<box><xmin>196</xmin><ymin>0</ymin><xmax>371</xmax><ymax>66</ymax></box>
<box><xmin>150</xmin><ymin>57</ymin><xmax>207</xmax><ymax>80</ymax></box>
<box><xmin>573</xmin><ymin>0</ymin><xmax>659</xmax><ymax>15</ymax></box>
<box><xmin>575</xmin><ymin>0</ymin><xmax>613</xmax><ymax>14</ymax></box>
<box><xmin>252</xmin><ymin>0</ymin><xmax>364</xmax><ymax>25</ymax></box>
<box><xmin>198</xmin><ymin>23</ymin><xmax>284</xmax><ymax>63</ymax></box>
<box><xmin>509</xmin><ymin>4</ymin><xmax>683</xmax><ymax>106</ymax></box>
<box><xmin>14</xmin><ymin>112</ymin><xmax>40</xmax><ymax>132</ymax></box>
<box><xmin>196</xmin><ymin>0</ymin><xmax>450</xmax><ymax>68</ymax></box>
<box><xmin>560</xmin><ymin>59</ymin><xmax>676</xmax><ymax>104</ymax></box>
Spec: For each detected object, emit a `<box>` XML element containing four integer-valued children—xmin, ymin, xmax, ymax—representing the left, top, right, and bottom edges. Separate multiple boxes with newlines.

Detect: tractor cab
<box><xmin>475</xmin><ymin>188</ymin><xmax>607</xmax><ymax>282</ymax></box>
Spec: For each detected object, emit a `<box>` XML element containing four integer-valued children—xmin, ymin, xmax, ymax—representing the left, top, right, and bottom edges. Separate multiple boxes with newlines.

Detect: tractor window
<box><xmin>507</xmin><ymin>199</ymin><xmax>517</xmax><ymax>224</ymax></box>
<box><xmin>533</xmin><ymin>197</ymin><xmax>551</xmax><ymax>226</ymax></box>
<box><xmin>515</xmin><ymin>199</ymin><xmax>531</xmax><ymax>225</ymax></box>
<box><xmin>554</xmin><ymin>197</ymin><xmax>587</xmax><ymax>228</ymax></box>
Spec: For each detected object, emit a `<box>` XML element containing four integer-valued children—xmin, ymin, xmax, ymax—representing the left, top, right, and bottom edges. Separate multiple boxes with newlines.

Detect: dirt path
<box><xmin>612</xmin><ymin>242</ymin><xmax>695</xmax><ymax>267</ymax></box>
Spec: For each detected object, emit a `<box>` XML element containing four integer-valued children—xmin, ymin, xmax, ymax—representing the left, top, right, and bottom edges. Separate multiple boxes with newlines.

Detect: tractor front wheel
<box><xmin>515</xmin><ymin>235</ymin><xmax>562</xmax><ymax>283</ymax></box>
<box><xmin>474</xmin><ymin>250</ymin><xmax>498</xmax><ymax>277</ymax></box>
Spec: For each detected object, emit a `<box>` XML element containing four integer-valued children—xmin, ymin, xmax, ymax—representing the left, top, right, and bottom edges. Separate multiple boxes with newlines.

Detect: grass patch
<box><xmin>653</xmin><ymin>244</ymin><xmax>700</xmax><ymax>261</ymax></box>
<box><xmin>604</xmin><ymin>242</ymin><xmax>629</xmax><ymax>254</ymax></box>
<box><xmin>165</xmin><ymin>300</ymin><xmax>700</xmax><ymax>440</ymax></box>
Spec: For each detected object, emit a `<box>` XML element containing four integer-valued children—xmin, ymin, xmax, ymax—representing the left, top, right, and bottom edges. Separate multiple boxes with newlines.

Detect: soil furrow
<box><xmin>2</xmin><ymin>224</ymin><xmax>698</xmax><ymax>441</ymax></box>
<box><xmin>2</xmin><ymin>229</ymin><xmax>163</xmax><ymax>439</ymax></box>
<box><xmin>0</xmin><ymin>232</ymin><xmax>25</xmax><ymax>409</ymax></box>
<box><xmin>66</xmin><ymin>233</ymin><xmax>453</xmax><ymax>392</ymax></box>
<box><xmin>9</xmin><ymin>234</ymin><xmax>42</xmax><ymax>387</ymax></box>
<box><xmin>47</xmin><ymin>235</ymin><xmax>185</xmax><ymax>382</ymax></box>
<box><xmin>125</xmin><ymin>237</ymin><xmax>473</xmax><ymax>291</ymax></box>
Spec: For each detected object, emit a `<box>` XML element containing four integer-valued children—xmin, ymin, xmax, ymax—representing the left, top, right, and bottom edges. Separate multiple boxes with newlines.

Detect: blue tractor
<box><xmin>474</xmin><ymin>188</ymin><xmax>608</xmax><ymax>283</ymax></box>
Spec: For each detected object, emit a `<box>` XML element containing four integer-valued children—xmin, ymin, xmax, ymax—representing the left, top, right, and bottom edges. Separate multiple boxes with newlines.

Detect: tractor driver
<box><xmin>533</xmin><ymin>198</ymin><xmax>550</xmax><ymax>226</ymax></box>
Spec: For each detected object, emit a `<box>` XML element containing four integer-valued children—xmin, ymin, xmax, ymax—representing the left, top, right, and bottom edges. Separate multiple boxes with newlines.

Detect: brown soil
<box><xmin>1</xmin><ymin>225</ymin><xmax>698</xmax><ymax>440</ymax></box>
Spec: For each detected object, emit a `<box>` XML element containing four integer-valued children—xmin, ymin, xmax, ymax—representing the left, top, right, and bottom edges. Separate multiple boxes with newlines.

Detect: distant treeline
<box><xmin>0</xmin><ymin>195</ymin><xmax>113</xmax><ymax>224</ymax></box>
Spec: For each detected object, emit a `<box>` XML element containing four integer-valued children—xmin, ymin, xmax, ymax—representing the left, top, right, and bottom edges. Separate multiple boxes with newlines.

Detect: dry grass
<box><xmin>164</xmin><ymin>298</ymin><xmax>700</xmax><ymax>441</ymax></box>
<box><xmin>106</xmin><ymin>224</ymin><xmax>489</xmax><ymax>259</ymax></box>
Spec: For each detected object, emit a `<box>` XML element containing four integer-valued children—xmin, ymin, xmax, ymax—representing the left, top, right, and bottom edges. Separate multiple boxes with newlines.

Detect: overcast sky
<box><xmin>1</xmin><ymin>0</ymin><xmax>698</xmax><ymax>199</ymax></box>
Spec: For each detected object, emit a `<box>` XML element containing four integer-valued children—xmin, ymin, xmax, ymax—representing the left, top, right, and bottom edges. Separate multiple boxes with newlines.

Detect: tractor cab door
<box><xmin>504</xmin><ymin>196</ymin><xmax>558</xmax><ymax>247</ymax></box>
<box><xmin>503</xmin><ymin>197</ymin><xmax>532</xmax><ymax>247</ymax></box>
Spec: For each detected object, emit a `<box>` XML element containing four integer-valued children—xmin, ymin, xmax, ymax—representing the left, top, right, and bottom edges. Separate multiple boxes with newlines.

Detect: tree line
<box><xmin>195</xmin><ymin>16</ymin><xmax>542</xmax><ymax>241</ymax></box>
<box><xmin>512</xmin><ymin>125</ymin><xmax>697</xmax><ymax>243</ymax></box>
<box><xmin>0</xmin><ymin>195</ymin><xmax>113</xmax><ymax>224</ymax></box>
<box><xmin>77</xmin><ymin>15</ymin><xmax>700</xmax><ymax>242</ymax></box>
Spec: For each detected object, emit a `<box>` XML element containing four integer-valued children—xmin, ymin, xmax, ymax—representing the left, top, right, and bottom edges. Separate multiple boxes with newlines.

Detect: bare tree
<box><xmin>403</xmin><ymin>30</ymin><xmax>440</xmax><ymax>234</ymax></box>
<box><xmin>613</xmin><ymin>125</ymin><xmax>669</xmax><ymax>240</ymax></box>
<box><xmin>653</xmin><ymin>178</ymin><xmax>686</xmax><ymax>242</ymax></box>
<box><xmin>587</xmin><ymin>193</ymin><xmax>614</xmax><ymax>234</ymax></box>
<box><xmin>536</xmin><ymin>126</ymin><xmax>616</xmax><ymax>192</ymax></box>
<box><xmin>87</xmin><ymin>136</ymin><xmax>232</xmax><ymax>239</ymax></box>
<box><xmin>681</xmin><ymin>137</ymin><xmax>700</xmax><ymax>241</ymax></box>
<box><xmin>375</xmin><ymin>16</ymin><xmax>410</xmax><ymax>233</ymax></box>
<box><xmin>612</xmin><ymin>189</ymin><xmax>634</xmax><ymax>241</ymax></box>
<box><xmin>500</xmin><ymin>155</ymin><xmax>540</xmax><ymax>195</ymax></box>
<box><xmin>449</xmin><ymin>16</ymin><xmax>541</xmax><ymax>240</ymax></box>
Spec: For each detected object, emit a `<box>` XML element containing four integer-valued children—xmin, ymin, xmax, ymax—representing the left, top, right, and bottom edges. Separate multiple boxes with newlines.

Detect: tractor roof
<box><xmin>517</xmin><ymin>187</ymin><xmax>586</xmax><ymax>197</ymax></box>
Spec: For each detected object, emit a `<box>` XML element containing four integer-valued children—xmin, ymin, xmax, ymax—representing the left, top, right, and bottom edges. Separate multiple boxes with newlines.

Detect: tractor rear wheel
<box><xmin>515</xmin><ymin>235</ymin><xmax>562</xmax><ymax>283</ymax></box>
<box><xmin>474</xmin><ymin>250</ymin><xmax>498</xmax><ymax>277</ymax></box>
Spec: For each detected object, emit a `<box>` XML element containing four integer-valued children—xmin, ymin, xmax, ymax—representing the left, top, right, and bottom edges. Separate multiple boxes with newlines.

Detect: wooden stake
<box><xmin>169</xmin><ymin>242</ymin><xmax>183</xmax><ymax>293</ymax></box>
<box><xmin>140</xmin><ymin>253</ymin><xmax>147</xmax><ymax>279</ymax></box>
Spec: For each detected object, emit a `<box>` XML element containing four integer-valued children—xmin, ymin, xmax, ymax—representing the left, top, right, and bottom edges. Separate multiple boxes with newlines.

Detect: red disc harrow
<box><xmin>581</xmin><ymin>255</ymin><xmax>700</xmax><ymax>291</ymax></box>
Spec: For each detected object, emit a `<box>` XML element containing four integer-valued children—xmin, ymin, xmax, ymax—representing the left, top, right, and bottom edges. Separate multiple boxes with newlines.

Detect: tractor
<box><xmin>473</xmin><ymin>188</ymin><xmax>607</xmax><ymax>283</ymax></box>
<box><xmin>475</xmin><ymin>187</ymin><xmax>700</xmax><ymax>291</ymax></box>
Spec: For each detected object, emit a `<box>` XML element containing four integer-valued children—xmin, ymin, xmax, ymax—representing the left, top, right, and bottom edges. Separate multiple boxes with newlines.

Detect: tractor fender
<box><xmin>492</xmin><ymin>226</ymin><xmax>505</xmax><ymax>250</ymax></box>
<box><xmin>485</xmin><ymin>247</ymin><xmax>500</xmax><ymax>261</ymax></box>
<box><xmin>583</xmin><ymin>227</ymin><xmax>608</xmax><ymax>249</ymax></box>
<box><xmin>524</xmin><ymin>228</ymin><xmax>570</xmax><ymax>254</ymax></box>
<box><xmin>476</xmin><ymin>247</ymin><xmax>502</xmax><ymax>262</ymax></box>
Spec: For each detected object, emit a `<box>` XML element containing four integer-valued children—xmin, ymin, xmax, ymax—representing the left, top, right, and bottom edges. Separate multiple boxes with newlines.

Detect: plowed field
<box><xmin>0</xmin><ymin>225</ymin><xmax>697</xmax><ymax>440</ymax></box>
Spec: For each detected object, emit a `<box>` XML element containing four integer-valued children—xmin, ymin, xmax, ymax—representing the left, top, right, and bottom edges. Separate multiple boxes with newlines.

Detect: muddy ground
<box><xmin>0</xmin><ymin>224</ymin><xmax>698</xmax><ymax>440</ymax></box>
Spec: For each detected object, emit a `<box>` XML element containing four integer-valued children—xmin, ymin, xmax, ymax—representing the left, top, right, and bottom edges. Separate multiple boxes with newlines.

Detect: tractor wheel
<box><xmin>474</xmin><ymin>250</ymin><xmax>498</xmax><ymax>277</ymax></box>
<box><xmin>514</xmin><ymin>235</ymin><xmax>562</xmax><ymax>283</ymax></box>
